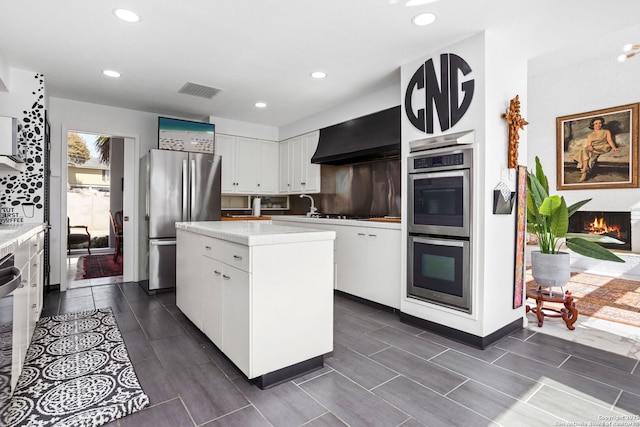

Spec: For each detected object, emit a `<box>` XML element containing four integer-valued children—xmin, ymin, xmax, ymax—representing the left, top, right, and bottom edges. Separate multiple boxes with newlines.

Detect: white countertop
<box><xmin>269</xmin><ymin>215</ymin><xmax>401</xmax><ymax>230</ymax></box>
<box><xmin>0</xmin><ymin>223</ymin><xmax>46</xmax><ymax>259</ymax></box>
<box><xmin>176</xmin><ymin>221</ymin><xmax>336</xmax><ymax>246</ymax></box>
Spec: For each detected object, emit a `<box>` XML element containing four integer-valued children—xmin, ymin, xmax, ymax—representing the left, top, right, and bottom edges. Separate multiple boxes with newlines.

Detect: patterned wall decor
<box><xmin>0</xmin><ymin>73</ymin><xmax>46</xmax><ymax>224</ymax></box>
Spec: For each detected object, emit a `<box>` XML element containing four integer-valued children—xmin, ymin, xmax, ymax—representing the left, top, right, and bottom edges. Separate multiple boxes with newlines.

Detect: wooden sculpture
<box><xmin>502</xmin><ymin>95</ymin><xmax>529</xmax><ymax>169</ymax></box>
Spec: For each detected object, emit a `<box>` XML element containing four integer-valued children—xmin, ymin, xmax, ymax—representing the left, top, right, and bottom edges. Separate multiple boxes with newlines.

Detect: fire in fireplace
<box><xmin>568</xmin><ymin>211</ymin><xmax>631</xmax><ymax>251</ymax></box>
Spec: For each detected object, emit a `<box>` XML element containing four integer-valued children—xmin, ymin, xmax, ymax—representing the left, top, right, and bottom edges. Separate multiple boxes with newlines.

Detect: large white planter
<box><xmin>530</xmin><ymin>251</ymin><xmax>570</xmax><ymax>288</ymax></box>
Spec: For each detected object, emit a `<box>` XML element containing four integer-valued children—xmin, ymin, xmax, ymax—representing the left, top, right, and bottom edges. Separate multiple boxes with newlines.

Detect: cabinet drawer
<box><xmin>201</xmin><ymin>238</ymin><xmax>250</xmax><ymax>272</ymax></box>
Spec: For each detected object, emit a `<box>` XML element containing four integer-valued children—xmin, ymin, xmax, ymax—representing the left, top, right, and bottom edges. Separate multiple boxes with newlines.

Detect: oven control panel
<box><xmin>413</xmin><ymin>152</ymin><xmax>464</xmax><ymax>169</ymax></box>
<box><xmin>409</xmin><ymin>147</ymin><xmax>473</xmax><ymax>173</ymax></box>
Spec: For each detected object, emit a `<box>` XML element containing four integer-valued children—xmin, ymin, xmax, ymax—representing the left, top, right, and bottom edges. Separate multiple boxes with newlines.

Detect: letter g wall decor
<box><xmin>404</xmin><ymin>53</ymin><xmax>475</xmax><ymax>134</ymax></box>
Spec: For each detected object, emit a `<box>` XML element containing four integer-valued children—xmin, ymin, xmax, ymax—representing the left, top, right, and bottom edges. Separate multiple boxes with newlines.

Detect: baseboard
<box><xmin>399</xmin><ymin>312</ymin><xmax>522</xmax><ymax>349</ymax></box>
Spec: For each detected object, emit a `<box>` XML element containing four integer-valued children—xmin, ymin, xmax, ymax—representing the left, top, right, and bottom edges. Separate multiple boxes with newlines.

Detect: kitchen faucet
<box><xmin>299</xmin><ymin>194</ymin><xmax>318</xmax><ymax>217</ymax></box>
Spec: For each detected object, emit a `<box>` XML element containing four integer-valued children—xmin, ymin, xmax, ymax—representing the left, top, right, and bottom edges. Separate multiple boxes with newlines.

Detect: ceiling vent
<box><xmin>178</xmin><ymin>82</ymin><xmax>221</xmax><ymax>99</ymax></box>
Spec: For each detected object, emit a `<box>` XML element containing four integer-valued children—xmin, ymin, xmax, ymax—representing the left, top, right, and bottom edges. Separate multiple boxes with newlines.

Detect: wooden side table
<box><xmin>526</xmin><ymin>288</ymin><xmax>578</xmax><ymax>330</ymax></box>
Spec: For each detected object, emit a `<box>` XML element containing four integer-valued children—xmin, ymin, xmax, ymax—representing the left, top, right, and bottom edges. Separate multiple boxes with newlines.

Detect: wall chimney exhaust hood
<box><xmin>311</xmin><ymin>106</ymin><xmax>400</xmax><ymax>165</ymax></box>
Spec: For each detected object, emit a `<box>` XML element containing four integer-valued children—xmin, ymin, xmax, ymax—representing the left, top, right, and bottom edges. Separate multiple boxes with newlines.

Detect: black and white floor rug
<box><xmin>1</xmin><ymin>308</ymin><xmax>149</xmax><ymax>427</ymax></box>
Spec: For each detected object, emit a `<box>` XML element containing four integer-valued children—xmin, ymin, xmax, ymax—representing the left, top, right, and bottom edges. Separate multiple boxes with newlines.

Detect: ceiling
<box><xmin>1</xmin><ymin>0</ymin><xmax>639</xmax><ymax>127</ymax></box>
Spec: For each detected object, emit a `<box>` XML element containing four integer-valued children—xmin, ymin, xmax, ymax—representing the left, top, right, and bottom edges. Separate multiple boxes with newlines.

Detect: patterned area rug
<box><xmin>76</xmin><ymin>255</ymin><xmax>123</xmax><ymax>280</ymax></box>
<box><xmin>526</xmin><ymin>270</ymin><xmax>640</xmax><ymax>328</ymax></box>
<box><xmin>1</xmin><ymin>308</ymin><xmax>149</xmax><ymax>427</ymax></box>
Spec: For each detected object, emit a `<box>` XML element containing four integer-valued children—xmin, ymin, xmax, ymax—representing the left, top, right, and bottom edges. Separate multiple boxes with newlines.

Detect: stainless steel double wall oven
<box><xmin>407</xmin><ymin>141</ymin><xmax>473</xmax><ymax>313</ymax></box>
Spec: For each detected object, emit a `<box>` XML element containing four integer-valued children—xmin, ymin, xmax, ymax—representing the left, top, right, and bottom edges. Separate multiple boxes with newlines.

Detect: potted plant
<box><xmin>527</xmin><ymin>156</ymin><xmax>624</xmax><ymax>289</ymax></box>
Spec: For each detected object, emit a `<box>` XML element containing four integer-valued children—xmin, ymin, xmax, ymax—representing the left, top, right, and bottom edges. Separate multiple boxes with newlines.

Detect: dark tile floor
<box><xmin>39</xmin><ymin>283</ymin><xmax>640</xmax><ymax>427</ymax></box>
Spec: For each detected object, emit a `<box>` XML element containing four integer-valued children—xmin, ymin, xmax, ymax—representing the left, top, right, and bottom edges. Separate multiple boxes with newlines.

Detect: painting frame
<box><xmin>556</xmin><ymin>103</ymin><xmax>639</xmax><ymax>190</ymax></box>
<box><xmin>513</xmin><ymin>165</ymin><xmax>527</xmax><ymax>309</ymax></box>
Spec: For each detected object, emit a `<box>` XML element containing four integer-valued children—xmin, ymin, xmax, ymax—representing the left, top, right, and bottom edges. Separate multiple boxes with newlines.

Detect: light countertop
<box><xmin>0</xmin><ymin>223</ymin><xmax>46</xmax><ymax>259</ymax></box>
<box><xmin>269</xmin><ymin>215</ymin><xmax>401</xmax><ymax>230</ymax></box>
<box><xmin>175</xmin><ymin>221</ymin><xmax>336</xmax><ymax>246</ymax></box>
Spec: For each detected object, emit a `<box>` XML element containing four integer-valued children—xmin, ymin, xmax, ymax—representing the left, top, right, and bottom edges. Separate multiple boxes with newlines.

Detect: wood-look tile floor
<box><xmin>38</xmin><ymin>284</ymin><xmax>640</xmax><ymax>427</ymax></box>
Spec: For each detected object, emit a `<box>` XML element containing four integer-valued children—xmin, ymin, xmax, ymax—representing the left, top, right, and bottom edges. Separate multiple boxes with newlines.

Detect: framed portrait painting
<box><xmin>556</xmin><ymin>103</ymin><xmax>639</xmax><ymax>190</ymax></box>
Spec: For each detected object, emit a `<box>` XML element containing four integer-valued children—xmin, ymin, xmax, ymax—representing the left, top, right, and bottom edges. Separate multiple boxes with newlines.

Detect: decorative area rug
<box><xmin>0</xmin><ymin>308</ymin><xmax>149</xmax><ymax>427</ymax></box>
<box><xmin>76</xmin><ymin>255</ymin><xmax>123</xmax><ymax>280</ymax></box>
<box><xmin>526</xmin><ymin>270</ymin><xmax>640</xmax><ymax>328</ymax></box>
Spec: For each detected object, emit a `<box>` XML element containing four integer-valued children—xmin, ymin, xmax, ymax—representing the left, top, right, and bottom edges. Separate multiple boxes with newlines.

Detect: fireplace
<box><xmin>568</xmin><ymin>211</ymin><xmax>631</xmax><ymax>251</ymax></box>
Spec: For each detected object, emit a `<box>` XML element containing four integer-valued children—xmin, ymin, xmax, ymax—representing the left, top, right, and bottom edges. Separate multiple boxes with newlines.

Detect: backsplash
<box><xmin>0</xmin><ymin>73</ymin><xmax>46</xmax><ymax>224</ymax></box>
<box><xmin>315</xmin><ymin>159</ymin><xmax>401</xmax><ymax>217</ymax></box>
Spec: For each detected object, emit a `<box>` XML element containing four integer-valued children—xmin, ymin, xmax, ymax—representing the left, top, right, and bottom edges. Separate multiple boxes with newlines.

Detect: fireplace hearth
<box><xmin>568</xmin><ymin>211</ymin><xmax>631</xmax><ymax>251</ymax></box>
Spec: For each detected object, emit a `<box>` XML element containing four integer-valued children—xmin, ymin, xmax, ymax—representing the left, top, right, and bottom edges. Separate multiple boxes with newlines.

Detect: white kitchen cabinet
<box><xmin>175</xmin><ymin>223</ymin><xmax>334</xmax><ymax>385</ymax></box>
<box><xmin>271</xmin><ymin>217</ymin><xmax>401</xmax><ymax>309</ymax></box>
<box><xmin>291</xmin><ymin>131</ymin><xmax>320</xmax><ymax>193</ymax></box>
<box><xmin>176</xmin><ymin>231</ymin><xmax>206</xmax><ymax>328</ymax></box>
<box><xmin>278</xmin><ymin>139</ymin><xmax>292</xmax><ymax>193</ymax></box>
<box><xmin>333</xmin><ymin>225</ymin><xmax>401</xmax><ymax>308</ymax></box>
<box><xmin>256</xmin><ymin>140</ymin><xmax>278</xmax><ymax>194</ymax></box>
<box><xmin>201</xmin><ymin>255</ymin><xmax>223</xmax><ymax>345</ymax></box>
<box><xmin>10</xmin><ymin>227</ymin><xmax>45</xmax><ymax>390</ymax></box>
<box><xmin>217</xmin><ymin>134</ymin><xmax>278</xmax><ymax>195</ymax></box>
<box><xmin>220</xmin><ymin>263</ymin><xmax>250</xmax><ymax>373</ymax></box>
<box><xmin>279</xmin><ymin>131</ymin><xmax>320</xmax><ymax>194</ymax></box>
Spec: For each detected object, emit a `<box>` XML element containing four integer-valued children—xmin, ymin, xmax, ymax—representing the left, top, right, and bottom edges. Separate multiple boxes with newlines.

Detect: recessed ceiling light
<box><xmin>255</xmin><ymin>102</ymin><xmax>267</xmax><ymax>108</ymax></box>
<box><xmin>103</xmin><ymin>70</ymin><xmax>121</xmax><ymax>78</ymax></box>
<box><xmin>412</xmin><ymin>12</ymin><xmax>437</xmax><ymax>26</ymax></box>
<box><xmin>114</xmin><ymin>9</ymin><xmax>140</xmax><ymax>23</ymax></box>
<box><xmin>310</xmin><ymin>71</ymin><xmax>327</xmax><ymax>79</ymax></box>
<box><xmin>406</xmin><ymin>0</ymin><xmax>439</xmax><ymax>6</ymax></box>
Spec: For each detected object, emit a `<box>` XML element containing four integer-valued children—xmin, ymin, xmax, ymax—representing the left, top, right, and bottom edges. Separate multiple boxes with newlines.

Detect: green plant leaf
<box><xmin>566</xmin><ymin>233</ymin><xmax>625</xmax><ymax>244</ymax></box>
<box><xmin>534</xmin><ymin>156</ymin><xmax>549</xmax><ymax>194</ymax></box>
<box><xmin>566</xmin><ymin>237</ymin><xmax>625</xmax><ymax>262</ymax></box>
<box><xmin>567</xmin><ymin>199</ymin><xmax>592</xmax><ymax>218</ymax></box>
<box><xmin>539</xmin><ymin>195</ymin><xmax>561</xmax><ymax>216</ymax></box>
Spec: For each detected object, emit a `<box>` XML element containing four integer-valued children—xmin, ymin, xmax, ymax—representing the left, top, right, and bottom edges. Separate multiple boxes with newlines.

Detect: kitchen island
<box><xmin>175</xmin><ymin>221</ymin><xmax>335</xmax><ymax>388</ymax></box>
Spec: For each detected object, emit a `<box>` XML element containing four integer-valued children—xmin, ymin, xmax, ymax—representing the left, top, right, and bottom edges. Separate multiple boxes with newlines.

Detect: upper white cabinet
<box><xmin>280</xmin><ymin>131</ymin><xmax>320</xmax><ymax>194</ymax></box>
<box><xmin>217</xmin><ymin>134</ymin><xmax>278</xmax><ymax>195</ymax></box>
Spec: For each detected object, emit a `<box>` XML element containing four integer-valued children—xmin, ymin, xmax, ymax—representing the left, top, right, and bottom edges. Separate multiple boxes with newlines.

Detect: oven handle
<box><xmin>0</xmin><ymin>266</ymin><xmax>21</xmax><ymax>298</ymax></box>
<box><xmin>409</xmin><ymin>235</ymin><xmax>468</xmax><ymax>247</ymax></box>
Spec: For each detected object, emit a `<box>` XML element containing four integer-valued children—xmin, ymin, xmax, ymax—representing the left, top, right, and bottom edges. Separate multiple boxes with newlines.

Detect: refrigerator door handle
<box><xmin>182</xmin><ymin>159</ymin><xmax>189</xmax><ymax>221</ymax></box>
<box><xmin>190</xmin><ymin>158</ymin><xmax>196</xmax><ymax>221</ymax></box>
<box><xmin>150</xmin><ymin>239</ymin><xmax>177</xmax><ymax>246</ymax></box>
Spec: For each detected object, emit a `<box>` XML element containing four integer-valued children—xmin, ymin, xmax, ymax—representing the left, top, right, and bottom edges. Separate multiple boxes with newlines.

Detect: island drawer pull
<box><xmin>233</xmin><ymin>255</ymin><xmax>243</xmax><ymax>260</ymax></box>
<box><xmin>214</xmin><ymin>270</ymin><xmax>221</xmax><ymax>275</ymax></box>
<box><xmin>204</xmin><ymin>245</ymin><xmax>212</xmax><ymax>250</ymax></box>
<box><xmin>357</xmin><ymin>233</ymin><xmax>366</xmax><ymax>236</ymax></box>
<box><xmin>222</xmin><ymin>274</ymin><xmax>231</xmax><ymax>280</ymax></box>
<box><xmin>368</xmin><ymin>234</ymin><xmax>377</xmax><ymax>237</ymax></box>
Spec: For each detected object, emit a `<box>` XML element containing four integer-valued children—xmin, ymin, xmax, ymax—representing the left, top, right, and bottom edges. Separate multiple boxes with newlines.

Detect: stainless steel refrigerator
<box><xmin>143</xmin><ymin>149</ymin><xmax>221</xmax><ymax>293</ymax></box>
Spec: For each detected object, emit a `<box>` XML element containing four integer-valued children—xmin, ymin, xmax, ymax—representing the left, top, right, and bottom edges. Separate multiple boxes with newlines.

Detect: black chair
<box><xmin>68</xmin><ymin>217</ymin><xmax>91</xmax><ymax>255</ymax></box>
<box><xmin>109</xmin><ymin>210</ymin><xmax>123</xmax><ymax>262</ymax></box>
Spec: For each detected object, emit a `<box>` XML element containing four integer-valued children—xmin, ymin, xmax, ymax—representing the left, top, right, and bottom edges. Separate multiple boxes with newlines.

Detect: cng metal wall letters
<box><xmin>404</xmin><ymin>53</ymin><xmax>474</xmax><ymax>134</ymax></box>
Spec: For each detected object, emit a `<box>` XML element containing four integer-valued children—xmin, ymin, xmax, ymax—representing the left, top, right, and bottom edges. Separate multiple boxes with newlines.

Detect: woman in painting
<box><xmin>573</xmin><ymin>116</ymin><xmax>619</xmax><ymax>182</ymax></box>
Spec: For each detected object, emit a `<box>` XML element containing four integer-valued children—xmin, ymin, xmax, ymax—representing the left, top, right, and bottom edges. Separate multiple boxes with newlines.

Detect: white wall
<box><xmin>48</xmin><ymin>97</ymin><xmax>159</xmax><ymax>286</ymax></box>
<box><xmin>208</xmin><ymin>115</ymin><xmax>278</xmax><ymax>141</ymax></box>
<box><xmin>279</xmin><ymin>83</ymin><xmax>400</xmax><ymax>140</ymax></box>
<box><xmin>527</xmin><ymin>24</ymin><xmax>640</xmax><ymax>211</ymax></box>
<box><xmin>400</xmin><ymin>32</ymin><xmax>528</xmax><ymax>339</ymax></box>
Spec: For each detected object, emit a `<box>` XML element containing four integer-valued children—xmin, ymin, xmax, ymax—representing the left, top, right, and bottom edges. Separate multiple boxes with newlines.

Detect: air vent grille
<box><xmin>178</xmin><ymin>82</ymin><xmax>221</xmax><ymax>99</ymax></box>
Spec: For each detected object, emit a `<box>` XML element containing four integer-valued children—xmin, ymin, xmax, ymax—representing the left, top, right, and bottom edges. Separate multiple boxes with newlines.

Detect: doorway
<box><xmin>66</xmin><ymin>132</ymin><xmax>124</xmax><ymax>287</ymax></box>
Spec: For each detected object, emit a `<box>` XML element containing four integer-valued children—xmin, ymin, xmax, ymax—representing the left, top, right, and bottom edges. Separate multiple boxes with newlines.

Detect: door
<box><xmin>148</xmin><ymin>238</ymin><xmax>177</xmax><ymax>290</ymax></box>
<box><xmin>189</xmin><ymin>153</ymin><xmax>221</xmax><ymax>221</ymax></box>
<box><xmin>147</xmin><ymin>149</ymin><xmax>188</xmax><ymax>239</ymax></box>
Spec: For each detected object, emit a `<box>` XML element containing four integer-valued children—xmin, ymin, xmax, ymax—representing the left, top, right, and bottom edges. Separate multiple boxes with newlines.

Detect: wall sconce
<box><xmin>617</xmin><ymin>44</ymin><xmax>640</xmax><ymax>62</ymax></box>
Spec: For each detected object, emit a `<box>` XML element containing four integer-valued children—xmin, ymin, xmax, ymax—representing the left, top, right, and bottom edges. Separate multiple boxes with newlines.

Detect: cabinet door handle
<box><xmin>32</xmin><ymin>304</ymin><xmax>37</xmax><ymax>308</ymax></box>
<box><xmin>222</xmin><ymin>274</ymin><xmax>231</xmax><ymax>280</ymax></box>
<box><xmin>368</xmin><ymin>234</ymin><xmax>377</xmax><ymax>237</ymax></box>
<box><xmin>205</xmin><ymin>246</ymin><xmax>212</xmax><ymax>250</ymax></box>
<box><xmin>233</xmin><ymin>255</ymin><xmax>243</xmax><ymax>260</ymax></box>
<box><xmin>214</xmin><ymin>270</ymin><xmax>221</xmax><ymax>275</ymax></box>
<box><xmin>357</xmin><ymin>233</ymin><xmax>366</xmax><ymax>236</ymax></box>
<box><xmin>301</xmin><ymin>182</ymin><xmax>306</xmax><ymax>185</ymax></box>
<box><xmin>31</xmin><ymin>283</ymin><xmax>37</xmax><ymax>287</ymax></box>
<box><xmin>19</xmin><ymin>279</ymin><xmax>26</xmax><ymax>289</ymax></box>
